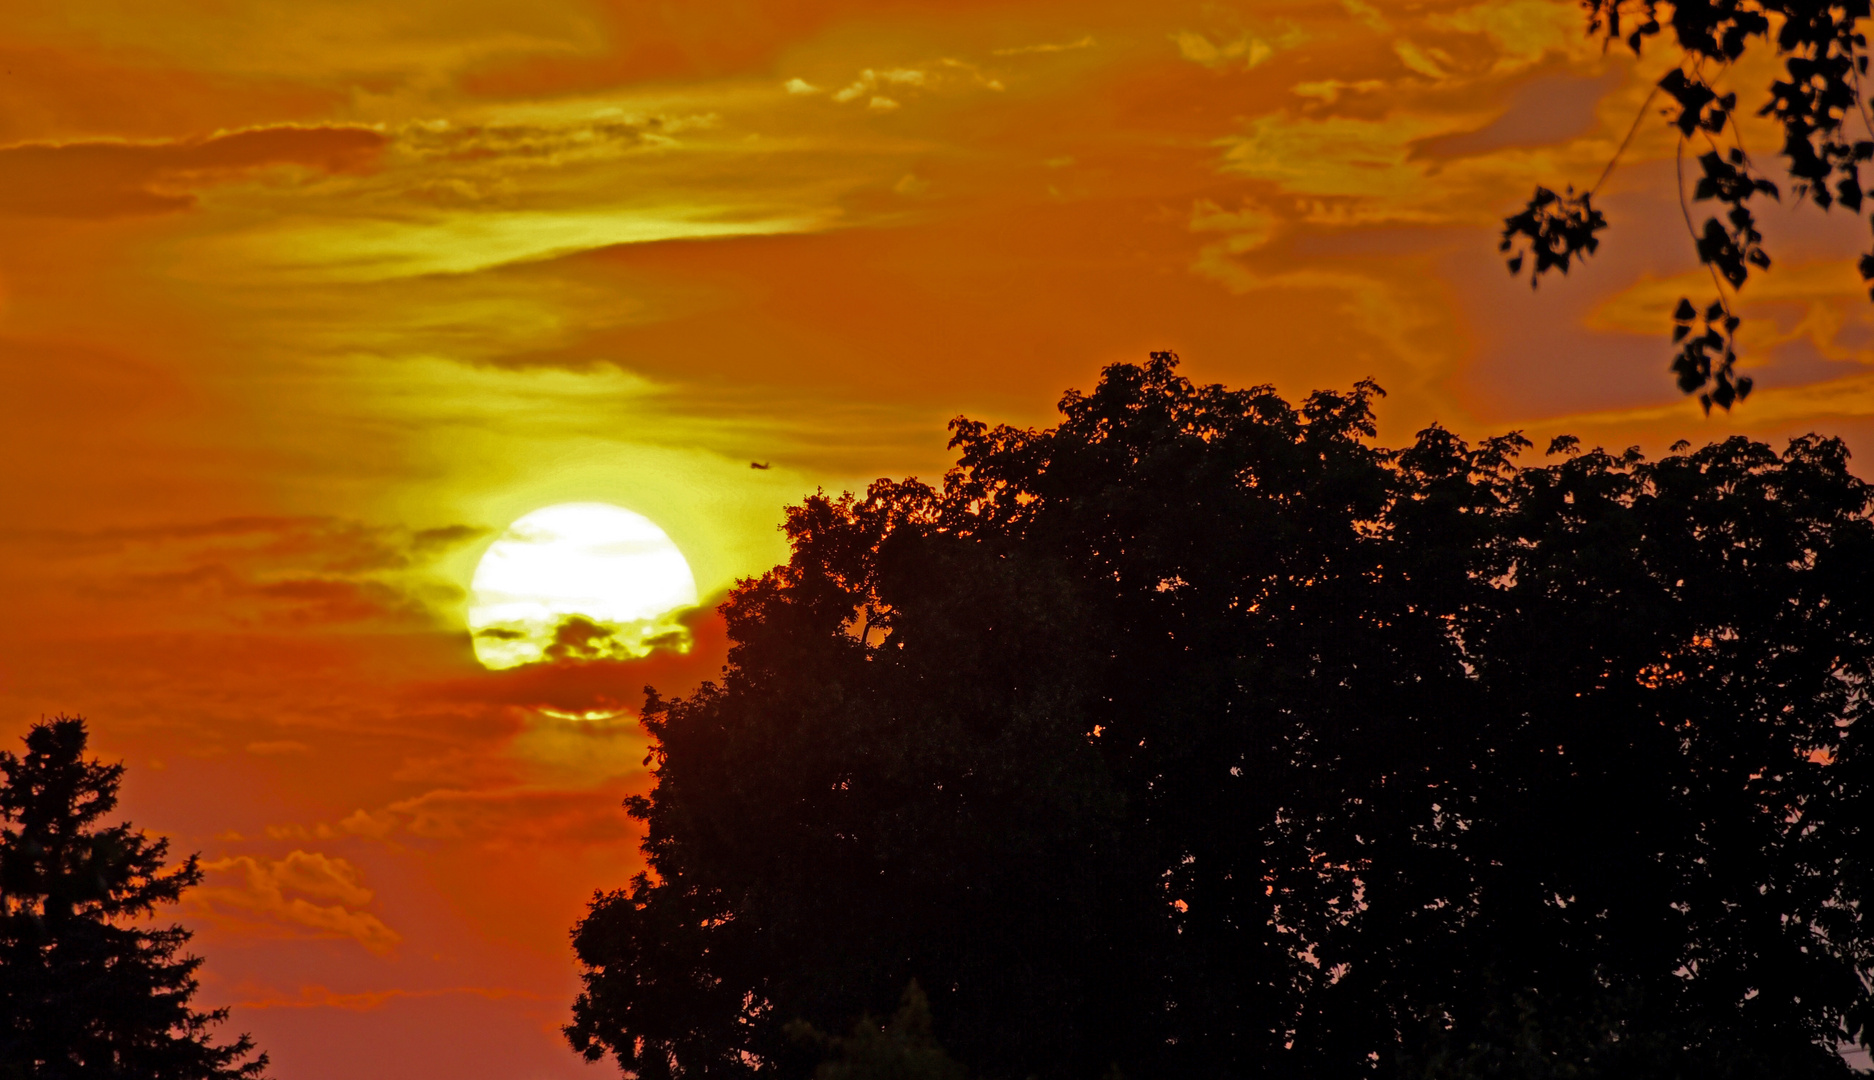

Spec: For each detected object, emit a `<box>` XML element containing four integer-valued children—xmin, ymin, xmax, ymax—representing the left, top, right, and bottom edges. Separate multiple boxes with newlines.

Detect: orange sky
<box><xmin>5</xmin><ymin>2</ymin><xmax>1874</xmax><ymax>1077</ymax></box>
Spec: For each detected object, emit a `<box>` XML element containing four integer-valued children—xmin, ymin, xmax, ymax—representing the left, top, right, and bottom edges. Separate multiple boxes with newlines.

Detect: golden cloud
<box><xmin>415</xmin><ymin>604</ymin><xmax>731</xmax><ymax>715</ymax></box>
<box><xmin>395</xmin><ymin>112</ymin><xmax>721</xmax><ymax>168</ymax></box>
<box><xmin>0</xmin><ymin>515</ymin><xmax>487</xmax><ymax>631</ymax></box>
<box><xmin>194</xmin><ymin>850</ymin><xmax>401</xmax><ymax>953</ymax></box>
<box><xmin>993</xmin><ymin>35</ymin><xmax>1097</xmax><ymax>57</ymax></box>
<box><xmin>336</xmin><ymin>784</ymin><xmax>638</xmax><ymax>848</ymax></box>
<box><xmin>0</xmin><ymin>124</ymin><xmax>385</xmax><ymax>218</ymax></box>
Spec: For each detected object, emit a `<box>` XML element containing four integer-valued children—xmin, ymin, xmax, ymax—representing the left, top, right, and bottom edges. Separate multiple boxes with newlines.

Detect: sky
<box><xmin>4</xmin><ymin>1</ymin><xmax>1874</xmax><ymax>1077</ymax></box>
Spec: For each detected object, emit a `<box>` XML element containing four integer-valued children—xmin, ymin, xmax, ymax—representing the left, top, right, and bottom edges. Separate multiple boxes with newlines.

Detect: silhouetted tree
<box><xmin>0</xmin><ymin>717</ymin><xmax>267</xmax><ymax>1080</ymax></box>
<box><xmin>569</xmin><ymin>354</ymin><xmax>1874</xmax><ymax>1079</ymax></box>
<box><xmin>787</xmin><ymin>982</ymin><xmax>968</xmax><ymax>1080</ymax></box>
<box><xmin>1505</xmin><ymin>0</ymin><xmax>1874</xmax><ymax>410</ymax></box>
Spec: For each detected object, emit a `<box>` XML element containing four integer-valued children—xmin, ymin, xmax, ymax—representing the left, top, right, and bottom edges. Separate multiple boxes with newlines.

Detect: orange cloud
<box><xmin>1</xmin><ymin>514</ymin><xmax>486</xmax><ymax>633</ymax></box>
<box><xmin>417</xmin><ymin>605</ymin><xmax>730</xmax><ymax>715</ymax></box>
<box><xmin>337</xmin><ymin>784</ymin><xmax>636</xmax><ymax>847</ymax></box>
<box><xmin>0</xmin><ymin>43</ymin><xmax>342</xmax><ymax>143</ymax></box>
<box><xmin>0</xmin><ymin>124</ymin><xmax>385</xmax><ymax>218</ymax></box>
<box><xmin>9</xmin><ymin>516</ymin><xmax>482</xmax><ymax>571</ymax></box>
<box><xmin>195</xmin><ymin>851</ymin><xmax>402</xmax><ymax>953</ymax></box>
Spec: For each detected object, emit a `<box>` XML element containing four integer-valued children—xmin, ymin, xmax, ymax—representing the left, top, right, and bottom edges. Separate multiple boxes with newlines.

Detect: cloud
<box><xmin>336</xmin><ymin>784</ymin><xmax>638</xmax><ymax>848</ymax></box>
<box><xmin>992</xmin><ymin>36</ymin><xmax>1096</xmax><ymax>56</ymax></box>
<box><xmin>1341</xmin><ymin>0</ymin><xmax>1392</xmax><ymax>33</ymax></box>
<box><xmin>0</xmin><ymin>43</ymin><xmax>343</xmax><ymax>145</ymax></box>
<box><xmin>1173</xmin><ymin>31</ymin><xmax>1277</xmax><ymax>70</ymax></box>
<box><xmin>3</xmin><ymin>515</ymin><xmax>481</xmax><ymax>569</ymax></box>
<box><xmin>826</xmin><ymin>60</ymin><xmax>1002</xmax><ymax>108</ymax></box>
<box><xmin>206</xmin><ymin>204</ymin><xmax>833</xmax><ymax>281</ymax></box>
<box><xmin>1410</xmin><ymin>68</ymin><xmax>1623</xmax><ymax>160</ymax></box>
<box><xmin>195</xmin><ymin>851</ymin><xmax>401</xmax><ymax>953</ymax></box>
<box><xmin>411</xmin><ymin>524</ymin><xmax>488</xmax><ymax>554</ymax></box>
<box><xmin>1499</xmin><ymin>371</ymin><xmax>1874</xmax><ymax>440</ymax></box>
<box><xmin>0</xmin><ymin>515</ymin><xmax>487</xmax><ymax>630</ymax></box>
<box><xmin>832</xmin><ymin>67</ymin><xmax>926</xmax><ymax>103</ymax></box>
<box><xmin>0</xmin><ymin>335</ymin><xmax>180</xmax><ymax>443</ymax></box>
<box><xmin>1425</xmin><ymin>0</ymin><xmax>1600</xmax><ymax>70</ymax></box>
<box><xmin>1189</xmin><ymin>197</ymin><xmax>1280</xmax><ymax>253</ymax></box>
<box><xmin>246</xmin><ymin>740</ymin><xmax>311</xmax><ymax>755</ymax></box>
<box><xmin>1586</xmin><ymin>259</ymin><xmax>1868</xmax><ymax>342</ymax></box>
<box><xmin>247</xmin><ymin>577</ymin><xmax>432</xmax><ymax>625</ymax></box>
<box><xmin>1393</xmin><ymin>40</ymin><xmax>1450</xmax><ymax>79</ymax></box>
<box><xmin>420</xmin><ymin>604</ymin><xmax>730</xmax><ymax>716</ymax></box>
<box><xmin>1186</xmin><ymin>247</ymin><xmax>1458</xmax><ymax>379</ymax></box>
<box><xmin>0</xmin><ymin>124</ymin><xmax>386</xmax><ymax>218</ymax></box>
<box><xmin>395</xmin><ymin>113</ymin><xmax>718</xmax><ymax>167</ymax></box>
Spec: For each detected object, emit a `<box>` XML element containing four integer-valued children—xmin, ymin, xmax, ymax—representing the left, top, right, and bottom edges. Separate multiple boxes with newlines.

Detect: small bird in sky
<box><xmin>750</xmin><ymin>461</ymin><xmax>770</xmax><ymax>470</ymax></box>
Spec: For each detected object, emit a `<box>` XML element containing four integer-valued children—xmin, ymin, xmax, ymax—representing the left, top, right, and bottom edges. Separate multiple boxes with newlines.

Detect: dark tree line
<box><xmin>568</xmin><ymin>353</ymin><xmax>1874</xmax><ymax>1079</ymax></box>
<box><xmin>0</xmin><ymin>718</ymin><xmax>266</xmax><ymax>1080</ymax></box>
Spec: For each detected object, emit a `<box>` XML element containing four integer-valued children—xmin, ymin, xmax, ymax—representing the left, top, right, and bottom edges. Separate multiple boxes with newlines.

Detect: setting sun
<box><xmin>467</xmin><ymin>503</ymin><xmax>698</xmax><ymax>670</ymax></box>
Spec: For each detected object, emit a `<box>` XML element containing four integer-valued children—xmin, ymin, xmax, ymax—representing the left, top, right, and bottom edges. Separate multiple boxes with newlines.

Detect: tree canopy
<box><xmin>786</xmin><ymin>982</ymin><xmax>968</xmax><ymax>1080</ymax></box>
<box><xmin>568</xmin><ymin>354</ymin><xmax>1874</xmax><ymax>1079</ymax></box>
<box><xmin>1504</xmin><ymin>0</ymin><xmax>1874</xmax><ymax>411</ymax></box>
<box><xmin>0</xmin><ymin>717</ymin><xmax>268</xmax><ymax>1080</ymax></box>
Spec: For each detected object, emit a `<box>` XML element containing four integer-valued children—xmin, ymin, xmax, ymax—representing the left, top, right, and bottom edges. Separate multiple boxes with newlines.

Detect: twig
<box><xmin>1850</xmin><ymin>41</ymin><xmax>1874</xmax><ymax>141</ymax></box>
<box><xmin>1592</xmin><ymin>84</ymin><xmax>1663</xmax><ymax>196</ymax></box>
<box><xmin>1676</xmin><ymin>134</ymin><xmax>1737</xmax><ymax>317</ymax></box>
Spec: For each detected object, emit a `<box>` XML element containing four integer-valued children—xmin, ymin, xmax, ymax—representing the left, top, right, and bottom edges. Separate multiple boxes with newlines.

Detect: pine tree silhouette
<box><xmin>0</xmin><ymin>716</ymin><xmax>267</xmax><ymax>1079</ymax></box>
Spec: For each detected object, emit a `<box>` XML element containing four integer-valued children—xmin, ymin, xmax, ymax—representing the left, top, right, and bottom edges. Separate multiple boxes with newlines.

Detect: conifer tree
<box><xmin>0</xmin><ymin>716</ymin><xmax>267</xmax><ymax>1079</ymax></box>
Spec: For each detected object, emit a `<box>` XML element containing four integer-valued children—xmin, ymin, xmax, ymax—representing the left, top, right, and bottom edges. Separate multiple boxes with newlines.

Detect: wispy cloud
<box><xmin>993</xmin><ymin>35</ymin><xmax>1096</xmax><ymax>56</ymax></box>
<box><xmin>195</xmin><ymin>851</ymin><xmax>401</xmax><ymax>953</ymax></box>
<box><xmin>0</xmin><ymin>515</ymin><xmax>488</xmax><ymax>631</ymax></box>
<box><xmin>0</xmin><ymin>125</ymin><xmax>384</xmax><ymax>217</ymax></box>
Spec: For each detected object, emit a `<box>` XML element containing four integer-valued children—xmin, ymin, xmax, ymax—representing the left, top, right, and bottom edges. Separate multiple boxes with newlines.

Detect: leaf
<box><xmin>1499</xmin><ymin>186</ymin><xmax>1608</xmax><ymax>283</ymax></box>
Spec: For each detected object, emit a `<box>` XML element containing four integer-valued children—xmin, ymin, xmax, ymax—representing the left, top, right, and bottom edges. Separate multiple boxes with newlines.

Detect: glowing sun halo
<box><xmin>467</xmin><ymin>503</ymin><xmax>699</xmax><ymax>670</ymax></box>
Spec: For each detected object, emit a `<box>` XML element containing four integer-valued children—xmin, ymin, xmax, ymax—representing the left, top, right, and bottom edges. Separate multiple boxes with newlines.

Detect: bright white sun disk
<box><xmin>468</xmin><ymin>503</ymin><xmax>698</xmax><ymax>670</ymax></box>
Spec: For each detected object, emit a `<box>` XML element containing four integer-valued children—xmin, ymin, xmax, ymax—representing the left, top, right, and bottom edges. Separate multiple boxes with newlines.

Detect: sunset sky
<box><xmin>5</xmin><ymin>1</ymin><xmax>1874</xmax><ymax>1076</ymax></box>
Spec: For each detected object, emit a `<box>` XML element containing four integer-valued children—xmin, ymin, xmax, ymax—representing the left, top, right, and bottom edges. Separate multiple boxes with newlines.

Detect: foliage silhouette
<box><xmin>0</xmin><ymin>716</ymin><xmax>267</xmax><ymax>1080</ymax></box>
<box><xmin>1505</xmin><ymin>0</ymin><xmax>1874</xmax><ymax>411</ymax></box>
<box><xmin>569</xmin><ymin>354</ymin><xmax>1874</xmax><ymax>1079</ymax></box>
<box><xmin>787</xmin><ymin>982</ymin><xmax>968</xmax><ymax>1080</ymax></box>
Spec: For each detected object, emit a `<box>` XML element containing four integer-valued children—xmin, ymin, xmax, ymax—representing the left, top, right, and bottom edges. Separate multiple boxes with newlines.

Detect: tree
<box><xmin>567</xmin><ymin>478</ymin><xmax>1166</xmax><ymax>1080</ymax></box>
<box><xmin>569</xmin><ymin>353</ymin><xmax>1874</xmax><ymax>1079</ymax></box>
<box><xmin>0</xmin><ymin>716</ymin><xmax>268</xmax><ymax>1080</ymax></box>
<box><xmin>787</xmin><ymin>982</ymin><xmax>968</xmax><ymax>1080</ymax></box>
<box><xmin>1502</xmin><ymin>0</ymin><xmax>1874</xmax><ymax>411</ymax></box>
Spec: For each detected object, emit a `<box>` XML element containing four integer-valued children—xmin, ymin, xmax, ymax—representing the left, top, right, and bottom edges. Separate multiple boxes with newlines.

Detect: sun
<box><xmin>467</xmin><ymin>503</ymin><xmax>699</xmax><ymax>670</ymax></box>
